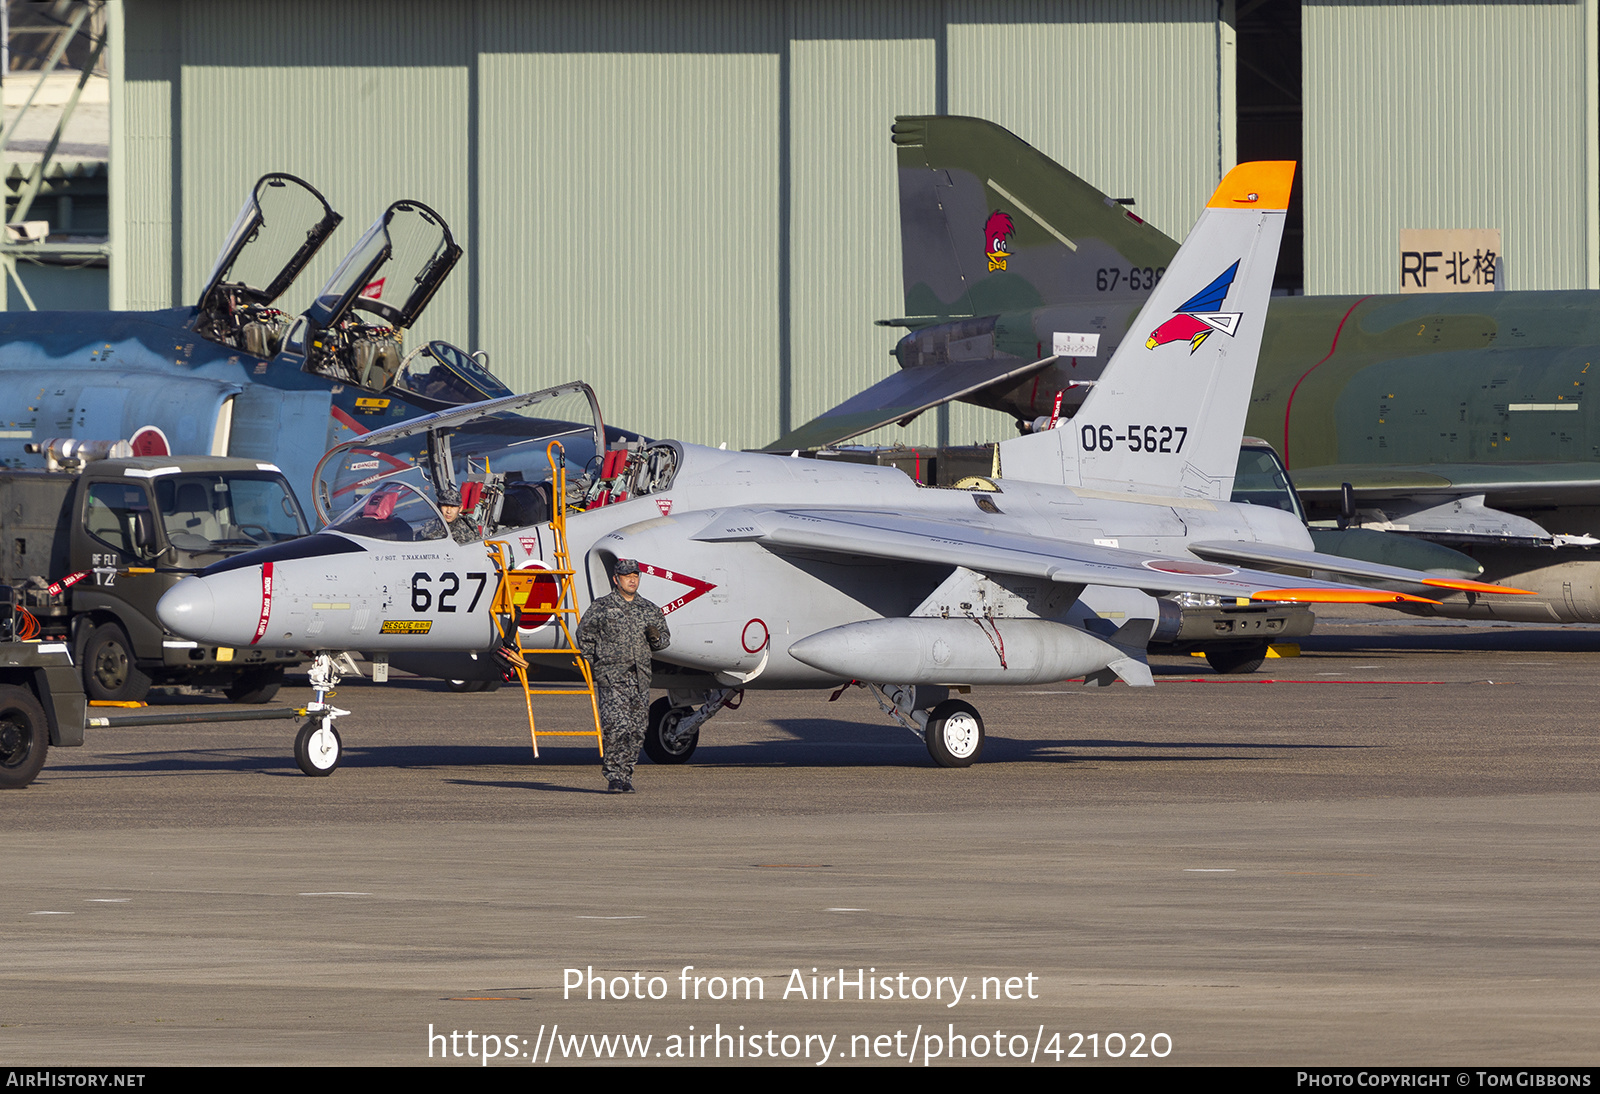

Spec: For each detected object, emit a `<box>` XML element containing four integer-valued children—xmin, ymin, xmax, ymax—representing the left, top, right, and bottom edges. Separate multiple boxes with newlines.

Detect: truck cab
<box><xmin>0</xmin><ymin>455</ymin><xmax>309</xmax><ymax>702</ymax></box>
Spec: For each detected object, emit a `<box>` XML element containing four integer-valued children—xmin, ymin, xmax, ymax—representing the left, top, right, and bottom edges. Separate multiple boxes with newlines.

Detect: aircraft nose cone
<box><xmin>157</xmin><ymin>576</ymin><xmax>215</xmax><ymax>640</ymax></box>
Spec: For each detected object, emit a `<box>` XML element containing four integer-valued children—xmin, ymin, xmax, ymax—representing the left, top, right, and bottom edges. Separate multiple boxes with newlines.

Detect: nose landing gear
<box><xmin>292</xmin><ymin>652</ymin><xmax>352</xmax><ymax>776</ymax></box>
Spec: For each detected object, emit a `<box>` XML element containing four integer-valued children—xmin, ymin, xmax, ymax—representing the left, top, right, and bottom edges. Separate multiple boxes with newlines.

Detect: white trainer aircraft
<box><xmin>157</xmin><ymin>161</ymin><xmax>1527</xmax><ymax>775</ymax></box>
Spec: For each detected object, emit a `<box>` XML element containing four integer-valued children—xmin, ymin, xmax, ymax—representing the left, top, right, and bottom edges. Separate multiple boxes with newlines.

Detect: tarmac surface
<box><xmin>5</xmin><ymin>607</ymin><xmax>1599</xmax><ymax>1066</ymax></box>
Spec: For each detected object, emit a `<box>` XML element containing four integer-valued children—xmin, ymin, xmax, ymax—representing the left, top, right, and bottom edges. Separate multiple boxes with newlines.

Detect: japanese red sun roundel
<box><xmin>985</xmin><ymin>211</ymin><xmax>1015</xmax><ymax>272</ymax></box>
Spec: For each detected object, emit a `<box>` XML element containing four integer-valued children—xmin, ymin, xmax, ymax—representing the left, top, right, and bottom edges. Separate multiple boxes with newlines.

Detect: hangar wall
<box><xmin>1302</xmin><ymin>0</ymin><xmax>1600</xmax><ymax>295</ymax></box>
<box><xmin>109</xmin><ymin>0</ymin><xmax>1226</xmax><ymax>451</ymax></box>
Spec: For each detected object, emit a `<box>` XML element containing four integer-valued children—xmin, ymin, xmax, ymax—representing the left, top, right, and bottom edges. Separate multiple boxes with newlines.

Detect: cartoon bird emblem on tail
<box><xmin>985</xmin><ymin>211</ymin><xmax>1015</xmax><ymax>272</ymax></box>
<box><xmin>1145</xmin><ymin>259</ymin><xmax>1244</xmax><ymax>353</ymax></box>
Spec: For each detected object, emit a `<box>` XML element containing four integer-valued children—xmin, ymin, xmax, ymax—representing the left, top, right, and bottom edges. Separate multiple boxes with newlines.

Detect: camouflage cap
<box><xmin>613</xmin><ymin>558</ymin><xmax>640</xmax><ymax>576</ymax></box>
<box><xmin>436</xmin><ymin>482</ymin><xmax>461</xmax><ymax>506</ymax></box>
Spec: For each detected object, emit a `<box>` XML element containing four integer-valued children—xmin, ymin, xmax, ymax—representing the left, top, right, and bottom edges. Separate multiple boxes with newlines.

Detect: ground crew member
<box><xmin>575</xmin><ymin>558</ymin><xmax>670</xmax><ymax>793</ymax></box>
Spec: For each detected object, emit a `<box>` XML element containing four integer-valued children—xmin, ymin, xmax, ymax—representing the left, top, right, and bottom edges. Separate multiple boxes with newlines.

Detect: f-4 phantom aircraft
<box><xmin>156</xmin><ymin>161</ymin><xmax>1529</xmax><ymax>775</ymax></box>
<box><xmin>0</xmin><ymin>174</ymin><xmax>510</xmax><ymax>505</ymax></box>
<box><xmin>773</xmin><ymin>116</ymin><xmax>1600</xmax><ymax>624</ymax></box>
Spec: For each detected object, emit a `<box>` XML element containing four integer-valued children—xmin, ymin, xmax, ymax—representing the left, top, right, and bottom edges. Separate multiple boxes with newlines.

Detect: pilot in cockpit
<box><xmin>420</xmin><ymin>482</ymin><xmax>480</xmax><ymax>545</ymax></box>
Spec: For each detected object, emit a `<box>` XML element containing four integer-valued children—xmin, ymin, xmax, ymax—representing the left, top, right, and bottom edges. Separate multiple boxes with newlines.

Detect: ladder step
<box><xmin>488</xmin><ymin>442</ymin><xmax>604</xmax><ymax>763</ymax></box>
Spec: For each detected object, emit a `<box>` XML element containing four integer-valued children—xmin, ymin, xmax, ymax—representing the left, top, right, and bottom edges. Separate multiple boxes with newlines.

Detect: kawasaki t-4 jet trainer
<box><xmin>156</xmin><ymin>161</ymin><xmax>1529</xmax><ymax>776</ymax></box>
<box><xmin>0</xmin><ymin>174</ymin><xmax>510</xmax><ymax>506</ymax></box>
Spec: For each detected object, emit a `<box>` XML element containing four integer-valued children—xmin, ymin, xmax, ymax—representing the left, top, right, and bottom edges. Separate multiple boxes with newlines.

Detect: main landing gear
<box><xmin>643</xmin><ymin>688</ymin><xmax>741</xmax><ymax>764</ymax></box>
<box><xmin>1204</xmin><ymin>639</ymin><xmax>1270</xmax><ymax>675</ymax></box>
<box><xmin>867</xmin><ymin>683</ymin><xmax>986</xmax><ymax>768</ymax></box>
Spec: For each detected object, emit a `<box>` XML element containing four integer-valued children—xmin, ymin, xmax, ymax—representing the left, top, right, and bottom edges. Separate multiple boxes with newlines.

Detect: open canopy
<box><xmin>197</xmin><ymin>173</ymin><xmax>341</xmax><ymax>312</ymax></box>
<box><xmin>305</xmin><ymin>199</ymin><xmax>462</xmax><ymax>332</ymax></box>
<box><xmin>310</xmin><ymin>381</ymin><xmax>609</xmax><ymax>525</ymax></box>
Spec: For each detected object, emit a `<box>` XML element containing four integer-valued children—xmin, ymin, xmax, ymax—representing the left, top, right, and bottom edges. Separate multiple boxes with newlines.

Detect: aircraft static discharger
<box><xmin>157</xmin><ymin>162</ymin><xmax>1530</xmax><ymax>775</ymax></box>
<box><xmin>0</xmin><ymin>174</ymin><xmax>513</xmax><ymax>506</ymax></box>
<box><xmin>774</xmin><ymin>115</ymin><xmax>1600</xmax><ymax>625</ymax></box>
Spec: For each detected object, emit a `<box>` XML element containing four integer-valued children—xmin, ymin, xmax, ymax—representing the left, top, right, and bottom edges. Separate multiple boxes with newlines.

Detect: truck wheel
<box><xmin>0</xmin><ymin>684</ymin><xmax>49</xmax><ymax>789</ymax></box>
<box><xmin>224</xmin><ymin>667</ymin><xmax>284</xmax><ymax>704</ymax></box>
<box><xmin>1204</xmin><ymin>641</ymin><xmax>1270</xmax><ymax>675</ymax></box>
<box><xmin>83</xmin><ymin>623</ymin><xmax>152</xmax><ymax>703</ymax></box>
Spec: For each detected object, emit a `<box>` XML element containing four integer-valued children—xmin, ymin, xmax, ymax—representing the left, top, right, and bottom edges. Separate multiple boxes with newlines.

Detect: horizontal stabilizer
<box><xmin>765</xmin><ymin>356</ymin><xmax>1054</xmax><ymax>452</ymax></box>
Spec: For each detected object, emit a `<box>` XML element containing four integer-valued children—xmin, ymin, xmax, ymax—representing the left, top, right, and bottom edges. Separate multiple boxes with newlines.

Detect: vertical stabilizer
<box><xmin>998</xmin><ymin>162</ymin><xmax>1294</xmax><ymax>499</ymax></box>
<box><xmin>892</xmin><ymin>116</ymin><xmax>1179</xmax><ymax>319</ymax></box>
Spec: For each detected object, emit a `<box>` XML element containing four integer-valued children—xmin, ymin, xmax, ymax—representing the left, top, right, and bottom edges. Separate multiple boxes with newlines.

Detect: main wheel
<box><xmin>294</xmin><ymin>719</ymin><xmax>342</xmax><ymax>776</ymax></box>
<box><xmin>1204</xmin><ymin>640</ymin><xmax>1270</xmax><ymax>675</ymax></box>
<box><xmin>83</xmin><ymin>622</ymin><xmax>152</xmax><ymax>703</ymax></box>
<box><xmin>224</xmin><ymin>666</ymin><xmax>284</xmax><ymax>704</ymax></box>
<box><xmin>642</xmin><ymin>697</ymin><xmax>698</xmax><ymax>764</ymax></box>
<box><xmin>925</xmin><ymin>699</ymin><xmax>985</xmax><ymax>768</ymax></box>
<box><xmin>0</xmin><ymin>684</ymin><xmax>49</xmax><ymax>789</ymax></box>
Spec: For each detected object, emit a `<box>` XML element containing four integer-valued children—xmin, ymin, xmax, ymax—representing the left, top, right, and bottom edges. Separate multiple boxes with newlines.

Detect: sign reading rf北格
<box><xmin>1399</xmin><ymin>228</ymin><xmax>1501</xmax><ymax>293</ymax></box>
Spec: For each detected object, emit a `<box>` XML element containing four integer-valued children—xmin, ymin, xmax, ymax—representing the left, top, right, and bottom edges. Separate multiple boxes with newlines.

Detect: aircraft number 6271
<box><xmin>411</xmin><ymin>571</ymin><xmax>489</xmax><ymax>613</ymax></box>
<box><xmin>1081</xmin><ymin>424</ymin><xmax>1188</xmax><ymax>453</ymax></box>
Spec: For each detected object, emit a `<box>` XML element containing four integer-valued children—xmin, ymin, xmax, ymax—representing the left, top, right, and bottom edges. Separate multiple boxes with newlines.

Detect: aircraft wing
<box><xmin>763</xmin><ymin>356</ymin><xmax>1055</xmax><ymax>452</ymax></box>
<box><xmin>687</xmin><ymin>506</ymin><xmax>1509</xmax><ymax>604</ymax></box>
<box><xmin>1289</xmin><ymin>462</ymin><xmax>1600</xmax><ymax>509</ymax></box>
<box><xmin>1185</xmin><ymin>540</ymin><xmax>1524</xmax><ymax>595</ymax></box>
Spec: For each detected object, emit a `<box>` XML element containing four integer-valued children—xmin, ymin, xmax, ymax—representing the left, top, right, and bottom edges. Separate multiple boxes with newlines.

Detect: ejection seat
<box><xmin>334</xmin><ymin>490</ymin><xmax>413</xmax><ymax>541</ymax></box>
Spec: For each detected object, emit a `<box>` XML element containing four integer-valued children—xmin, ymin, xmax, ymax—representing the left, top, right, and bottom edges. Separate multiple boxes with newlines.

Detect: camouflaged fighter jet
<box><xmin>774</xmin><ymin>116</ymin><xmax>1600</xmax><ymax>624</ymax></box>
<box><xmin>0</xmin><ymin>173</ymin><xmax>509</xmax><ymax>506</ymax></box>
<box><xmin>154</xmin><ymin>161</ymin><xmax>1530</xmax><ymax>776</ymax></box>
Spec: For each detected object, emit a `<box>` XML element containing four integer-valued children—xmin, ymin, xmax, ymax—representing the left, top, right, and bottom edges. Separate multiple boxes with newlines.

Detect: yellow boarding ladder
<box><xmin>483</xmin><ymin>441</ymin><xmax>602</xmax><ymax>759</ymax></box>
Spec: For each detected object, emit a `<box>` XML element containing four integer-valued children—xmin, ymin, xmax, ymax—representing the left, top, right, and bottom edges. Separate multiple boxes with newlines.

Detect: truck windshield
<box><xmin>153</xmin><ymin>473</ymin><xmax>308</xmax><ymax>554</ymax></box>
<box><xmin>1232</xmin><ymin>444</ymin><xmax>1305</xmax><ymax>523</ymax></box>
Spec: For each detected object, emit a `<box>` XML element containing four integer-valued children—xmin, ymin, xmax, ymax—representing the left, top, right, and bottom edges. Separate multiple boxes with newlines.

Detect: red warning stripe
<box><xmin>251</xmin><ymin>561</ymin><xmax>274</xmax><ymax>646</ymax></box>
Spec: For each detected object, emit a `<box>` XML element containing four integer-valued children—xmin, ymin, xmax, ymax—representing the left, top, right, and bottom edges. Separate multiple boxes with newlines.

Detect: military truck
<box><xmin>0</xmin><ymin>449</ymin><xmax>309</xmax><ymax>703</ymax></box>
<box><xmin>0</xmin><ymin>583</ymin><xmax>84</xmax><ymax>788</ymax></box>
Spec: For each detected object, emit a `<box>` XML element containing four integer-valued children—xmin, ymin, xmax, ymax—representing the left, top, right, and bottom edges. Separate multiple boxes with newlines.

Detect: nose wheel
<box><xmin>294</xmin><ymin>718</ymin><xmax>342</xmax><ymax>776</ymax></box>
<box><xmin>292</xmin><ymin>653</ymin><xmax>350</xmax><ymax>775</ymax></box>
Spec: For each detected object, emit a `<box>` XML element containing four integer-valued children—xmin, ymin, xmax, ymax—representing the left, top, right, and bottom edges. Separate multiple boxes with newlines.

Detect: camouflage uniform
<box><xmin>575</xmin><ymin>589</ymin><xmax>670</xmax><ymax>786</ymax></box>
<box><xmin>418</xmin><ymin>513</ymin><xmax>479</xmax><ymax>544</ymax></box>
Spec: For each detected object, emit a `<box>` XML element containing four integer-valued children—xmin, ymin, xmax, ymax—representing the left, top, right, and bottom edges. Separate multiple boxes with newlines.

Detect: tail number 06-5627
<box><xmin>411</xmin><ymin>571</ymin><xmax>489</xmax><ymax>613</ymax></box>
<box><xmin>1081</xmin><ymin>424</ymin><xmax>1188</xmax><ymax>453</ymax></box>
